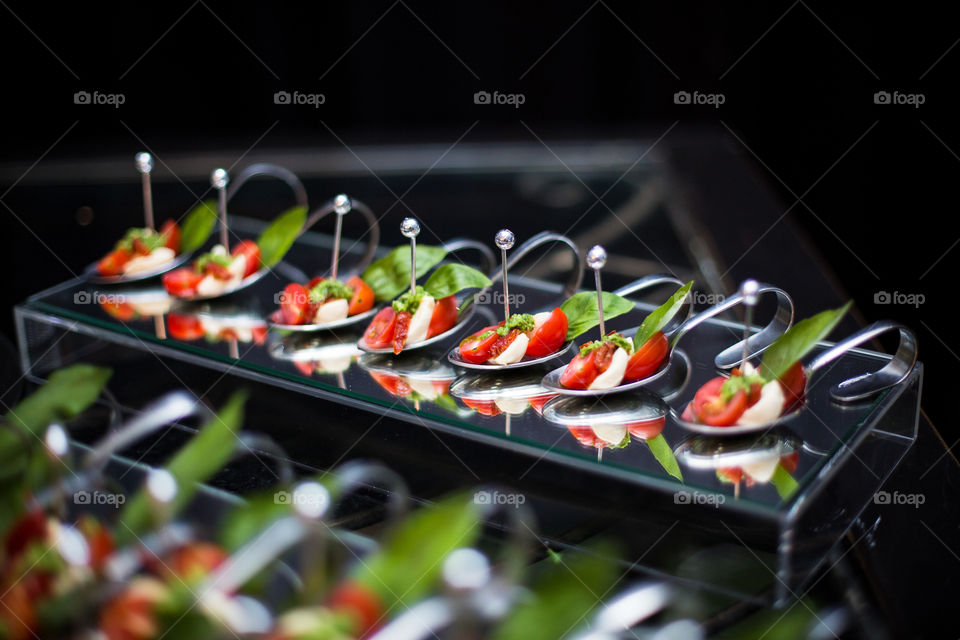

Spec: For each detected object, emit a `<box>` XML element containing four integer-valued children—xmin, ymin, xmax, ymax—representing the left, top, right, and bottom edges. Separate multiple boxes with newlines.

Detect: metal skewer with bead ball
<box><xmin>211</xmin><ymin>168</ymin><xmax>230</xmax><ymax>251</ymax></box>
<box><xmin>401</xmin><ymin>217</ymin><xmax>420</xmax><ymax>295</ymax></box>
<box><xmin>330</xmin><ymin>194</ymin><xmax>351</xmax><ymax>280</ymax></box>
<box><xmin>495</xmin><ymin>229</ymin><xmax>515</xmax><ymax>322</ymax></box>
<box><xmin>587</xmin><ymin>245</ymin><xmax>608</xmax><ymax>337</ymax></box>
<box><xmin>135</xmin><ymin>152</ymin><xmax>155</xmax><ymax>231</ymax></box>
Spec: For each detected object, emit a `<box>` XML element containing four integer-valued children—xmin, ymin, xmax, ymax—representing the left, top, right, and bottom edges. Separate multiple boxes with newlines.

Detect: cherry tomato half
<box><xmin>426</xmin><ymin>295</ymin><xmax>458</xmax><ymax>338</ymax></box>
<box><xmin>280</xmin><ymin>283</ymin><xmax>314</xmax><ymax>325</ymax></box>
<box><xmin>526</xmin><ymin>308</ymin><xmax>568</xmax><ymax>358</ymax></box>
<box><xmin>162</xmin><ymin>267</ymin><xmax>203</xmax><ymax>298</ymax></box>
<box><xmin>231</xmin><ymin>240</ymin><xmax>261</xmax><ymax>278</ymax></box>
<box><xmin>159</xmin><ymin>219</ymin><xmax>180</xmax><ymax>253</ymax></box>
<box><xmin>623</xmin><ymin>331</ymin><xmax>668</xmax><ymax>382</ymax></box>
<box><xmin>458</xmin><ymin>325</ymin><xmax>500</xmax><ymax>364</ymax></box>
<box><xmin>363</xmin><ymin>307</ymin><xmax>397</xmax><ymax>349</ymax></box>
<box><xmin>691</xmin><ymin>376</ymin><xmax>748</xmax><ymax>426</ymax></box>
<box><xmin>346</xmin><ymin>276</ymin><xmax>375</xmax><ymax>316</ymax></box>
<box><xmin>328</xmin><ymin>581</ymin><xmax>385</xmax><ymax>637</ymax></box>
<box><xmin>560</xmin><ymin>350</ymin><xmax>599</xmax><ymax>390</ymax></box>
<box><xmin>97</xmin><ymin>247</ymin><xmax>132</xmax><ymax>276</ymax></box>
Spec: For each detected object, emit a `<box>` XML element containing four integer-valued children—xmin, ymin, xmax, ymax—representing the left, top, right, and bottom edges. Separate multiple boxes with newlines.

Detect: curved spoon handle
<box><xmin>613</xmin><ymin>274</ymin><xmax>692</xmax><ymax>335</ymax></box>
<box><xmin>491</xmin><ymin>231</ymin><xmax>584</xmax><ymax>299</ymax></box>
<box><xmin>671</xmin><ymin>284</ymin><xmax>794</xmax><ymax>370</ymax></box>
<box><xmin>226</xmin><ymin>162</ymin><xmax>309</xmax><ymax>209</ymax></box>
<box><xmin>302</xmin><ymin>196</ymin><xmax>381</xmax><ymax>275</ymax></box>
<box><xmin>442</xmin><ymin>237</ymin><xmax>497</xmax><ymax>275</ymax></box>
<box><xmin>806</xmin><ymin>320</ymin><xmax>918</xmax><ymax>403</ymax></box>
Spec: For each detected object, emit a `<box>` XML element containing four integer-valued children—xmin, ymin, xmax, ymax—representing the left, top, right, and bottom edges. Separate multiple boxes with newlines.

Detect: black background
<box><xmin>0</xmin><ymin>2</ymin><xmax>956</xmax><ymax>446</ymax></box>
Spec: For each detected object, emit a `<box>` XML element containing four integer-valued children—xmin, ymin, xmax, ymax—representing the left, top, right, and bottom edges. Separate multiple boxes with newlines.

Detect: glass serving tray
<box><xmin>15</xmin><ymin>217</ymin><xmax>922</xmax><ymax>604</ymax></box>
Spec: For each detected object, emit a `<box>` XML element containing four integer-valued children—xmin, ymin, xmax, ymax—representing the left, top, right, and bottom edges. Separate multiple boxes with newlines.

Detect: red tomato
<box><xmin>99</xmin><ymin>579</ymin><xmax>165</xmax><ymax>640</ymax></box>
<box><xmin>252</xmin><ymin>326</ymin><xmax>268</xmax><ymax>345</ymax></box>
<box><xmin>461</xmin><ymin>398</ymin><xmax>502</xmax><ymax>416</ymax></box>
<box><xmin>526</xmin><ymin>308</ymin><xmax>568</xmax><ymax>357</ymax></box>
<box><xmin>560</xmin><ymin>350</ymin><xmax>599</xmax><ymax>390</ymax></box>
<box><xmin>79</xmin><ymin>517</ymin><xmax>115</xmax><ymax>571</ymax></box>
<box><xmin>0</xmin><ymin>581</ymin><xmax>37</xmax><ymax>640</ymax></box>
<box><xmin>363</xmin><ymin>307</ymin><xmax>397</xmax><ymax>349</ymax></box>
<box><xmin>306</xmin><ymin>276</ymin><xmax>324</xmax><ymax>290</ymax></box>
<box><xmin>132</xmin><ymin>237</ymin><xmax>152</xmax><ymax>255</ymax></box>
<box><xmin>4</xmin><ymin>509</ymin><xmax>47</xmax><ymax>559</ymax></box>
<box><xmin>231</xmin><ymin>240</ymin><xmax>261</xmax><ymax>278</ymax></box>
<box><xmin>626</xmin><ymin>417</ymin><xmax>665</xmax><ymax>440</ymax></box>
<box><xmin>293</xmin><ymin>360</ymin><xmax>315</xmax><ymax>376</ymax></box>
<box><xmin>773</xmin><ymin>362</ymin><xmax>807</xmax><ymax>411</ymax></box>
<box><xmin>346</xmin><ymin>276</ymin><xmax>375</xmax><ymax>316</ymax></box>
<box><xmin>97</xmin><ymin>247</ymin><xmax>132</xmax><ymax>276</ymax></box>
<box><xmin>392</xmin><ymin>311</ymin><xmax>412</xmax><ymax>354</ymax></box>
<box><xmin>489</xmin><ymin>329</ymin><xmax>521</xmax><ymax>359</ymax></box>
<box><xmin>427</xmin><ymin>295</ymin><xmax>458</xmax><ymax>338</ymax></box>
<box><xmin>159</xmin><ymin>219</ymin><xmax>180</xmax><ymax>252</ymax></box>
<box><xmin>623</xmin><ymin>331</ymin><xmax>669</xmax><ymax>382</ymax></box>
<box><xmin>202</xmin><ymin>261</ymin><xmax>232</xmax><ymax>280</ymax></box>
<box><xmin>458</xmin><ymin>325</ymin><xmax>500</xmax><ymax>364</ymax></box>
<box><xmin>162</xmin><ymin>267</ymin><xmax>203</xmax><ymax>297</ymax></box>
<box><xmin>691</xmin><ymin>376</ymin><xmax>748</xmax><ymax>426</ymax></box>
<box><xmin>167</xmin><ymin>314</ymin><xmax>204</xmax><ymax>341</ymax></box>
<box><xmin>280</xmin><ymin>283</ymin><xmax>314</xmax><ymax>325</ymax></box>
<box><xmin>168</xmin><ymin>543</ymin><xmax>228</xmax><ymax>582</ymax></box>
<box><xmin>780</xmin><ymin>451</ymin><xmax>800</xmax><ymax>474</ymax></box>
<box><xmin>717</xmin><ymin>467</ymin><xmax>743</xmax><ymax>484</ymax></box>
<box><xmin>101</xmin><ymin>301</ymin><xmax>137</xmax><ymax>321</ymax></box>
<box><xmin>328</xmin><ymin>581</ymin><xmax>385</xmax><ymax>637</ymax></box>
<box><xmin>527</xmin><ymin>394</ymin><xmax>557</xmax><ymax>415</ymax></box>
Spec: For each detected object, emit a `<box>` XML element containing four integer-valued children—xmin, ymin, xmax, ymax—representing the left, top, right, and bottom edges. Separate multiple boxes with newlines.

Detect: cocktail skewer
<box><xmin>330</xmin><ymin>194</ymin><xmax>351</xmax><ymax>280</ymax></box>
<box><xmin>495</xmin><ymin>229</ymin><xmax>515</xmax><ymax>321</ymax></box>
<box><xmin>587</xmin><ymin>245</ymin><xmax>608</xmax><ymax>336</ymax></box>
<box><xmin>400</xmin><ymin>217</ymin><xmax>420</xmax><ymax>295</ymax></box>
<box><xmin>135</xmin><ymin>151</ymin><xmax>155</xmax><ymax>230</ymax></box>
<box><xmin>739</xmin><ymin>279</ymin><xmax>759</xmax><ymax>370</ymax></box>
<box><xmin>211</xmin><ymin>168</ymin><xmax>230</xmax><ymax>251</ymax></box>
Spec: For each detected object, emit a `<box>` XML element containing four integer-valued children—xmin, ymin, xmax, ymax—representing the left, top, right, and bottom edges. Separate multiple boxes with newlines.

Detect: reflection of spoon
<box><xmin>672</xmin><ymin>320</ymin><xmax>918</xmax><ymax>435</ymax></box>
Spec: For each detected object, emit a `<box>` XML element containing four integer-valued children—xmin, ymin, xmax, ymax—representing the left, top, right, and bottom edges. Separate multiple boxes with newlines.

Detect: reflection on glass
<box><xmin>542</xmin><ymin>392</ymin><xmax>682</xmax><ymax>479</ymax></box>
<box><xmin>269</xmin><ymin>331</ymin><xmax>363</xmax><ymax>388</ymax></box>
<box><xmin>449</xmin><ymin>367</ymin><xmax>558</xmax><ymax>435</ymax></box>
<box><xmin>358</xmin><ymin>353</ymin><xmax>463</xmax><ymax>414</ymax></box>
<box><xmin>96</xmin><ymin>286</ymin><xmax>173</xmax><ymax>339</ymax></box>
<box><xmin>166</xmin><ymin>302</ymin><xmax>268</xmax><ymax>359</ymax></box>
<box><xmin>674</xmin><ymin>431</ymin><xmax>800</xmax><ymax>500</ymax></box>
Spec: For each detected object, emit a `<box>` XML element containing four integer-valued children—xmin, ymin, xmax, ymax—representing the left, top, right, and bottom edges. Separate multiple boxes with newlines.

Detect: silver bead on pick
<box><xmin>495</xmin><ymin>229</ymin><xmax>515</xmax><ymax>320</ymax></box>
<box><xmin>739</xmin><ymin>279</ymin><xmax>760</xmax><ymax>370</ymax></box>
<box><xmin>587</xmin><ymin>245</ymin><xmax>608</xmax><ymax>336</ymax></box>
<box><xmin>135</xmin><ymin>152</ymin><xmax>155</xmax><ymax>230</ymax></box>
<box><xmin>330</xmin><ymin>194</ymin><xmax>351</xmax><ymax>280</ymax></box>
<box><xmin>401</xmin><ymin>218</ymin><xmax>420</xmax><ymax>294</ymax></box>
<box><xmin>211</xmin><ymin>168</ymin><xmax>230</xmax><ymax>250</ymax></box>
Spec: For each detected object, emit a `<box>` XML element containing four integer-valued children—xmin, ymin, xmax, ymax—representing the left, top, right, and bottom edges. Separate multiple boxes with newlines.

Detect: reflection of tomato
<box><xmin>163</xmin><ymin>267</ymin><xmax>203</xmax><ymax>297</ymax></box>
<box><xmin>231</xmin><ymin>240</ymin><xmax>261</xmax><ymax>278</ymax></box>
<box><xmin>626</xmin><ymin>417</ymin><xmax>665</xmax><ymax>440</ymax></box>
<box><xmin>97</xmin><ymin>247</ymin><xmax>132</xmax><ymax>276</ymax></box>
<box><xmin>167</xmin><ymin>314</ymin><xmax>204</xmax><ymax>341</ymax></box>
<box><xmin>691</xmin><ymin>376</ymin><xmax>747</xmax><ymax>426</ymax></box>
<box><xmin>528</xmin><ymin>394</ymin><xmax>557</xmax><ymax>415</ymax></box>
<box><xmin>461</xmin><ymin>398</ymin><xmax>502</xmax><ymax>416</ymax></box>
<box><xmin>526</xmin><ymin>308</ymin><xmax>568</xmax><ymax>357</ymax></box>
<box><xmin>458</xmin><ymin>325</ymin><xmax>500</xmax><ymax>364</ymax></box>
<box><xmin>328</xmin><ymin>581</ymin><xmax>384</xmax><ymax>637</ymax></box>
<box><xmin>252</xmin><ymin>326</ymin><xmax>268</xmax><ymax>345</ymax></box>
<box><xmin>280</xmin><ymin>283</ymin><xmax>314</xmax><ymax>325</ymax></box>
<box><xmin>101</xmin><ymin>301</ymin><xmax>137</xmax><ymax>321</ymax></box>
<box><xmin>346</xmin><ymin>276</ymin><xmax>375</xmax><ymax>316</ymax></box>
<box><xmin>624</xmin><ymin>331</ymin><xmax>668</xmax><ymax>382</ymax></box>
<box><xmin>369</xmin><ymin>372</ymin><xmax>412</xmax><ymax>397</ymax></box>
<box><xmin>717</xmin><ymin>467</ymin><xmax>742</xmax><ymax>483</ymax></box>
<box><xmin>427</xmin><ymin>295</ymin><xmax>458</xmax><ymax>338</ymax></box>
<box><xmin>159</xmin><ymin>219</ymin><xmax>180</xmax><ymax>252</ymax></box>
<box><xmin>293</xmin><ymin>361</ymin><xmax>315</xmax><ymax>376</ymax></box>
<box><xmin>780</xmin><ymin>451</ymin><xmax>799</xmax><ymax>473</ymax></box>
<box><xmin>363</xmin><ymin>307</ymin><xmax>397</xmax><ymax>349</ymax></box>
<box><xmin>567</xmin><ymin>426</ymin><xmax>601</xmax><ymax>447</ymax></box>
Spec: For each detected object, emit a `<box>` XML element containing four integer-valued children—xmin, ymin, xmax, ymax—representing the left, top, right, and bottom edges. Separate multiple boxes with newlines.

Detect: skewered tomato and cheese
<box><xmin>681</xmin><ymin>362</ymin><xmax>806</xmax><ymax>427</ymax></box>
<box><xmin>458</xmin><ymin>308</ymin><xmax>569</xmax><ymax>365</ymax></box>
<box><xmin>275</xmin><ymin>276</ymin><xmax>375</xmax><ymax>325</ymax></box>
<box><xmin>362</xmin><ymin>286</ymin><xmax>459</xmax><ymax>354</ymax></box>
<box><xmin>96</xmin><ymin>220</ymin><xmax>181</xmax><ymax>277</ymax></box>
<box><xmin>161</xmin><ymin>240</ymin><xmax>261</xmax><ymax>298</ymax></box>
<box><xmin>560</xmin><ymin>330</ymin><xmax>669</xmax><ymax>390</ymax></box>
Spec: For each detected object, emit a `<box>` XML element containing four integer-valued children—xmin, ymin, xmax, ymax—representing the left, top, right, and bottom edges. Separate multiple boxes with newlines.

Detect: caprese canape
<box><xmin>679</xmin><ymin>301</ymin><xmax>850</xmax><ymax>428</ymax></box>
<box><xmin>96</xmin><ymin>220</ymin><xmax>181</xmax><ymax>277</ymax></box>
<box><xmin>360</xmin><ymin>263</ymin><xmax>491</xmax><ymax>354</ymax></box>
<box><xmin>162</xmin><ymin>241</ymin><xmax>261</xmax><ymax>299</ymax></box>
<box><xmin>457</xmin><ymin>308</ymin><xmax>568</xmax><ymax>365</ymax></box>
<box><xmin>274</xmin><ymin>276</ymin><xmax>376</xmax><ymax>326</ymax></box>
<box><xmin>557</xmin><ymin>281</ymin><xmax>691</xmax><ymax>391</ymax></box>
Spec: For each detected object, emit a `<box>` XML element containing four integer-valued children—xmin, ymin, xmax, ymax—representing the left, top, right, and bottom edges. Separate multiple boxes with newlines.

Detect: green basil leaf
<box><xmin>632</xmin><ymin>281</ymin><xmax>693</xmax><ymax>350</ymax></box>
<box><xmin>179</xmin><ymin>199</ymin><xmax>218</xmax><ymax>254</ymax></box>
<box><xmin>257</xmin><ymin>205</ymin><xmax>307</xmax><ymax>268</ymax></box>
<box><xmin>560</xmin><ymin>291</ymin><xmax>635</xmax><ymax>341</ymax></box>
<box><xmin>423</xmin><ymin>263</ymin><xmax>492</xmax><ymax>300</ymax></box>
<box><xmin>760</xmin><ymin>301</ymin><xmax>852</xmax><ymax>383</ymax></box>
<box><xmin>353</xmin><ymin>494</ymin><xmax>481</xmax><ymax>610</ymax></box>
<box><xmin>645</xmin><ymin>433</ymin><xmax>683</xmax><ymax>481</ymax></box>
<box><xmin>771</xmin><ymin>463</ymin><xmax>799</xmax><ymax>500</ymax></box>
<box><xmin>362</xmin><ymin>245</ymin><xmax>448</xmax><ymax>301</ymax></box>
<box><xmin>116</xmin><ymin>390</ymin><xmax>247</xmax><ymax>543</ymax></box>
